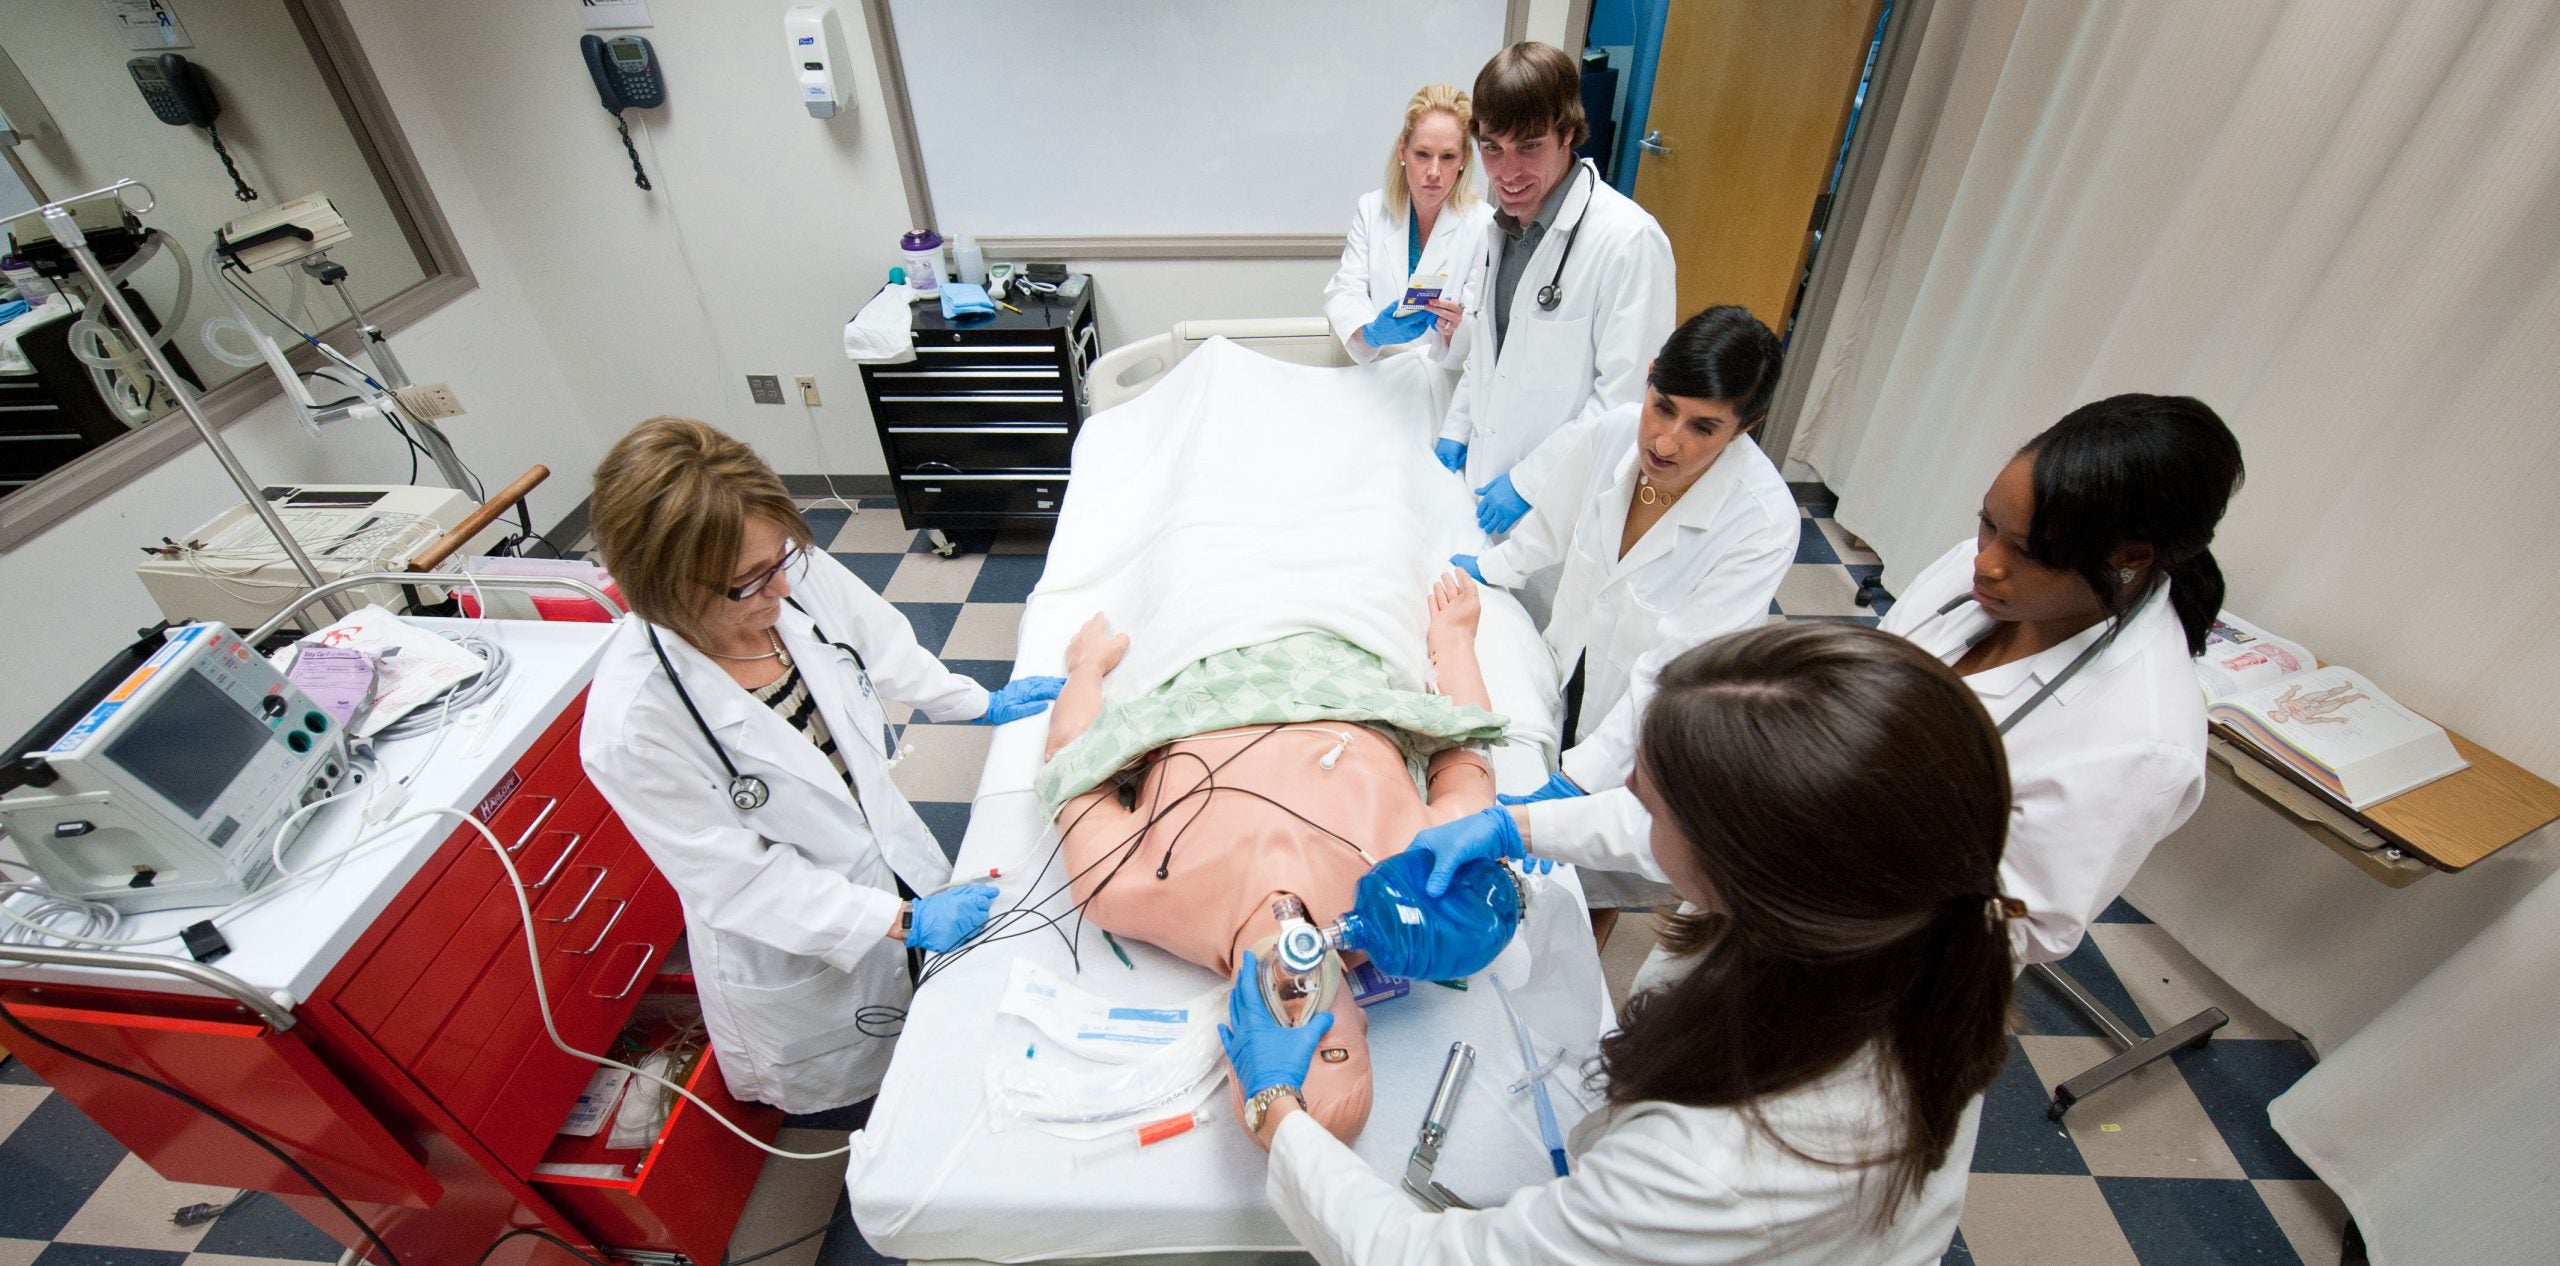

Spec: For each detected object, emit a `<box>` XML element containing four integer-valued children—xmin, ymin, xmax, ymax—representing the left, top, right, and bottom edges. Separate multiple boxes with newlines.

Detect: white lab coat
<box><xmin>1880</xmin><ymin>539</ymin><xmax>2208</xmax><ymax>965</ymax></box>
<box><xmin>1478</xmin><ymin>408</ymin><xmax>1797</xmax><ymax>791</ymax></box>
<box><xmin>580</xmin><ymin>550</ymin><xmax>989</xmax><ymax>1113</ymax></box>
<box><xmin>1269</xmin><ymin>1020</ymin><xmax>1979</xmax><ymax>1265</ymax></box>
<box><xmin>1321</xmin><ymin>189</ymin><xmax>1492</xmax><ymax>368</ymax></box>
<box><xmin>1436</xmin><ymin>159</ymin><xmax>1676</xmax><ymax>505</ymax></box>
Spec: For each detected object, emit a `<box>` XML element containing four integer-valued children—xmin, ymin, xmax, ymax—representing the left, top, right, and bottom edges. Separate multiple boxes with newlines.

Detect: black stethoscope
<box><xmin>1937</xmin><ymin>592</ymin><xmax>2131</xmax><ymax>735</ymax></box>
<box><xmin>1533</xmin><ymin>162</ymin><xmax>1598</xmax><ymax>312</ymax></box>
<box><xmin>648</xmin><ymin>597</ymin><xmax>874</xmax><ymax>812</ymax></box>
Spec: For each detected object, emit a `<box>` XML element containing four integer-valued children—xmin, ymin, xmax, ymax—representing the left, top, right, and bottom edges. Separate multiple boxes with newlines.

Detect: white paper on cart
<box><xmin>276</xmin><ymin>604</ymin><xmax>487</xmax><ymax>737</ymax></box>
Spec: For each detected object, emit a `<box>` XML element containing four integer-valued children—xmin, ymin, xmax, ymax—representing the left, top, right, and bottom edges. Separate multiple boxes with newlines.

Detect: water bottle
<box><xmin>1285</xmin><ymin>849</ymin><xmax>1524</xmax><ymax>984</ymax></box>
<box><xmin>951</xmin><ymin>234</ymin><xmax>985</xmax><ymax>289</ymax></box>
<box><xmin>899</xmin><ymin>229</ymin><xmax>943</xmax><ymax>296</ymax></box>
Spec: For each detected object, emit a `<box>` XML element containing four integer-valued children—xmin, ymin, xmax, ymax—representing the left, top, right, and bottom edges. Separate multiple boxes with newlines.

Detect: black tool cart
<box><xmin>855</xmin><ymin>278</ymin><xmax>1097</xmax><ymax>556</ymax></box>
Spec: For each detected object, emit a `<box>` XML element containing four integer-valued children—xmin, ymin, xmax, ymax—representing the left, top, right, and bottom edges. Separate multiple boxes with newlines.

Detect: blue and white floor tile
<box><xmin>0</xmin><ymin>491</ymin><xmax>2346</xmax><ymax>1266</ymax></box>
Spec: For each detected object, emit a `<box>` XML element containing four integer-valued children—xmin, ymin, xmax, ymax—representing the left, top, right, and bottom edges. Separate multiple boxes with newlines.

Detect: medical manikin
<box><xmin>1041</xmin><ymin>572</ymin><xmax>1501</xmax><ymax>1141</ymax></box>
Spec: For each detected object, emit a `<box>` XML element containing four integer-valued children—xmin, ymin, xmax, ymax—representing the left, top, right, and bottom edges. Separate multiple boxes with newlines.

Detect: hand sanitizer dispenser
<box><xmin>785</xmin><ymin>5</ymin><xmax>850</xmax><ymax>120</ymax></box>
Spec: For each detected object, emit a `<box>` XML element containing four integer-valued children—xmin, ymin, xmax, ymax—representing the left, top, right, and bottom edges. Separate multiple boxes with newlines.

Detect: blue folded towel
<box><xmin>938</xmin><ymin>281</ymin><xmax>996</xmax><ymax>320</ymax></box>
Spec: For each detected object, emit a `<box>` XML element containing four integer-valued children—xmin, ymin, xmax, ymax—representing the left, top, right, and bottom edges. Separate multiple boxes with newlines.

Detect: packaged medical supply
<box><xmin>280</xmin><ymin>606</ymin><xmax>487</xmax><ymax>738</ymax></box>
<box><xmin>988</xmin><ymin>960</ymin><xmax>1229</xmax><ymax>1138</ymax></box>
<box><xmin>609</xmin><ymin>1048</ymin><xmax>678</xmax><ymax>1149</ymax></box>
<box><xmin>899</xmin><ymin>228</ymin><xmax>944</xmax><ymax>295</ymax></box>
<box><xmin>285</xmin><ymin>645</ymin><xmax>375</xmax><ymax>726</ymax></box>
<box><xmin>937</xmin><ymin>281</ymin><xmax>995</xmax><ymax>321</ymax></box>
<box><xmin>1347</xmin><ymin>958</ymin><xmax>1410</xmax><ymax>1007</ymax></box>
<box><xmin>1397</xmin><ymin>269</ymin><xmax>1449</xmax><ymax>316</ymax></box>
<box><xmin>561</xmin><ymin>1067</ymin><xmax>632</xmax><ymax>1138</ymax></box>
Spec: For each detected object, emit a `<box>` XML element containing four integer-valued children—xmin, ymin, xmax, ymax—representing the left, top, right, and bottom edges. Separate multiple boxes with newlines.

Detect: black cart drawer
<box><xmin>903</xmin><ymin>339</ymin><xmax>1071</xmax><ymax>370</ymax></box>
<box><xmin>0</xmin><ymin>429</ymin><xmax>97</xmax><ymax>479</ymax></box>
<box><xmin>885</xmin><ymin>424</ymin><xmax>1073</xmax><ymax>472</ymax></box>
<box><xmin>872</xmin><ymin>393</ymin><xmax>1076</xmax><ymax>425</ymax></box>
<box><xmin>897</xmin><ymin>472</ymin><xmax>1069</xmax><ymax>520</ymax></box>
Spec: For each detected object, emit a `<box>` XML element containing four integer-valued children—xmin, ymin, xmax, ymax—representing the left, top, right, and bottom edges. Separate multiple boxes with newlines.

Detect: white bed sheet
<box><xmin>845</xmin><ymin>340</ymin><xmax>1612</xmax><ymax>1262</ymax></box>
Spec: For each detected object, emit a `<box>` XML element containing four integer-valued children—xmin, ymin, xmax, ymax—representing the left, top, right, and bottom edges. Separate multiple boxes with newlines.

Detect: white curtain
<box><xmin>1790</xmin><ymin>2</ymin><xmax>2560</xmax><ymax>1260</ymax></box>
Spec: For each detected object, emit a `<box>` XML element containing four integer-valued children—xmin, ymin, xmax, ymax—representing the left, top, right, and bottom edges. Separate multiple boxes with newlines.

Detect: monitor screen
<box><xmin>102</xmin><ymin>671</ymin><xmax>270</xmax><ymax>820</ymax></box>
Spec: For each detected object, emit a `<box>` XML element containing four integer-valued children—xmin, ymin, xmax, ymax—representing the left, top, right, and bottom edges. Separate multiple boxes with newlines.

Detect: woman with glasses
<box><xmin>579</xmin><ymin>417</ymin><xmax>1062</xmax><ymax>1114</ymax></box>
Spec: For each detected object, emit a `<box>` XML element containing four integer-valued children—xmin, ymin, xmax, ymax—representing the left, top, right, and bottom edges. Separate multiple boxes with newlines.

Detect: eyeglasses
<box><xmin>725</xmin><ymin>543</ymin><xmax>805</xmax><ymax>601</ymax></box>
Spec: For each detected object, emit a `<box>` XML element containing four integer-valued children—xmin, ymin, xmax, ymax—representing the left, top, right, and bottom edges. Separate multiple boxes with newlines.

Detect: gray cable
<box><xmin>371</xmin><ymin>635</ymin><xmax>512</xmax><ymax>740</ymax></box>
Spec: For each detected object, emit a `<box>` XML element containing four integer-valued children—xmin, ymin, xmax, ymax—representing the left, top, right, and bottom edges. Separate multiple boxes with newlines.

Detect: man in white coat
<box><xmin>1433</xmin><ymin>42</ymin><xmax>1676</xmax><ymax>612</ymax></box>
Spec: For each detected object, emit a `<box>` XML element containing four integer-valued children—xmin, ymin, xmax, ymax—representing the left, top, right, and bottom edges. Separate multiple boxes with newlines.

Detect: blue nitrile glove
<box><xmin>1449</xmin><ymin>553</ymin><xmax>1485</xmax><ymax>583</ymax></box>
<box><xmin>1434</xmin><ymin>438</ymin><xmax>1469</xmax><ymax>473</ymax></box>
<box><xmin>972</xmin><ymin>675</ymin><xmax>1066</xmax><ymax>725</ymax></box>
<box><xmin>1475</xmin><ymin>473</ymin><xmax>1531</xmax><ymax>534</ymax></box>
<box><xmin>908</xmin><ymin>884</ymin><xmax>997</xmax><ymax>953</ymax></box>
<box><xmin>1220</xmin><ymin>950</ymin><xmax>1339</xmax><ymax>1098</ymax></box>
<box><xmin>1361</xmin><ymin>302</ymin><xmax>1435</xmax><ymax>349</ymax></box>
<box><xmin>1406</xmin><ymin>805</ymin><xmax>1528</xmax><ymax>898</ymax></box>
<box><xmin>1497</xmin><ymin>771</ymin><xmax>1585</xmax><ymax>806</ymax></box>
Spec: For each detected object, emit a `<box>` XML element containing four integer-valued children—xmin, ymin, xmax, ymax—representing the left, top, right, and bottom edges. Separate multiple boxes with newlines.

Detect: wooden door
<box><xmin>1633</xmin><ymin>0</ymin><xmax>1886</xmax><ymax>330</ymax></box>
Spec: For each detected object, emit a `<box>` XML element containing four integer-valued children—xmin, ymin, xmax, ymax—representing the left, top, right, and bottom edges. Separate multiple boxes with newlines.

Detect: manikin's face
<box><xmin>1636</xmin><ymin>375</ymin><xmax>1750</xmax><ymax>497</ymax></box>
<box><xmin>1476</xmin><ymin>126</ymin><xmax>1575</xmax><ymax>221</ymax></box>
<box><xmin>1404</xmin><ymin>111</ymin><xmax>1467</xmax><ymax>216</ymax></box>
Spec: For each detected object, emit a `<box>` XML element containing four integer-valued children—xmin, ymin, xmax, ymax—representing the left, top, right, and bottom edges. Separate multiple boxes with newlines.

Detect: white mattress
<box><xmin>845</xmin><ymin>341</ymin><xmax>1612</xmax><ymax>1261</ymax></box>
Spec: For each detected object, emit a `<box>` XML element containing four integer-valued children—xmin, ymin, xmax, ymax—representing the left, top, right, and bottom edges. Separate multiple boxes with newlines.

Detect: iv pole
<box><xmin>39</xmin><ymin>180</ymin><xmax>351</xmax><ymax>620</ymax></box>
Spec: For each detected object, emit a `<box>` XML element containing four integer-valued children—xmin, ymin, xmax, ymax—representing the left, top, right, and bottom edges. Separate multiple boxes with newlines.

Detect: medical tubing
<box><xmin>0</xmin><ymin>998</ymin><xmax>405</xmax><ymax>1266</ymax></box>
<box><xmin>371</xmin><ymin>637</ymin><xmax>512</xmax><ymax>740</ymax></box>
<box><xmin>426</xmin><ymin>804</ymin><xmax>855</xmax><ymax>1161</ymax></box>
<box><xmin>65</xmin><ymin>231</ymin><xmax>193</xmax><ymax>367</ymax></box>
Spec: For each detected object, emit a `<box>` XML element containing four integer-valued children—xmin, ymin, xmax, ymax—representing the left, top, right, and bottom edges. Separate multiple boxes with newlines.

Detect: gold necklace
<box><xmin>1637</xmin><ymin>474</ymin><xmax>1686</xmax><ymax>507</ymax></box>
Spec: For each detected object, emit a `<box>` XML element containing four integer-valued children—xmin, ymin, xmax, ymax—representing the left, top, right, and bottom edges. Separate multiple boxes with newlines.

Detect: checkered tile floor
<box><xmin>0</xmin><ymin>491</ymin><xmax>2346</xmax><ymax>1266</ymax></box>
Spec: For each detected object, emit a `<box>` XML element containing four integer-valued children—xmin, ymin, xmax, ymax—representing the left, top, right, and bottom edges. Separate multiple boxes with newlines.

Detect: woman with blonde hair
<box><xmin>1321</xmin><ymin>83</ymin><xmax>1493</xmax><ymax>373</ymax></box>
<box><xmin>579</xmin><ymin>417</ymin><xmax>1060</xmax><ymax>1114</ymax></box>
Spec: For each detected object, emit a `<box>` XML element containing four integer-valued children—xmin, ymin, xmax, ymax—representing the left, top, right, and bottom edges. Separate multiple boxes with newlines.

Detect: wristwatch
<box><xmin>894</xmin><ymin>901</ymin><xmax>913</xmax><ymax>940</ymax></box>
<box><xmin>1244</xmin><ymin>1084</ymin><xmax>1305</xmax><ymax>1134</ymax></box>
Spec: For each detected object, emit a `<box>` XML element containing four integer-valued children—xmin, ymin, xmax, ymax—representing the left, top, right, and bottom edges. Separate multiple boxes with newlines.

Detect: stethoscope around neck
<box><xmin>1938</xmin><ymin>592</ymin><xmax>2132</xmax><ymax>735</ymax></box>
<box><xmin>648</xmin><ymin>596</ymin><xmax>873</xmax><ymax>812</ymax></box>
<box><xmin>1530</xmin><ymin>162</ymin><xmax>1598</xmax><ymax>313</ymax></box>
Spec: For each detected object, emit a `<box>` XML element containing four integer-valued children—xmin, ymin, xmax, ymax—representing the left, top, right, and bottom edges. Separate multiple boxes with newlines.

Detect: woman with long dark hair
<box><xmin>1449</xmin><ymin>304</ymin><xmax>1798</xmax><ymax>931</ymax></box>
<box><xmin>1876</xmin><ymin>393</ymin><xmax>2243</xmax><ymax>963</ymax></box>
<box><xmin>1219</xmin><ymin>623</ymin><xmax>2016</xmax><ymax>1263</ymax></box>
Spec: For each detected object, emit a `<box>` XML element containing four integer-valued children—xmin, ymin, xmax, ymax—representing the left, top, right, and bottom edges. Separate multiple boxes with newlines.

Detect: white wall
<box><xmin>1</xmin><ymin>1</ymin><xmax>1406</xmax><ymax>740</ymax></box>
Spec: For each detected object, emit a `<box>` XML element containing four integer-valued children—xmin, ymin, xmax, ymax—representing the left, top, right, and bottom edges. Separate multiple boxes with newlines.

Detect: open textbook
<box><xmin>2196</xmin><ymin>615</ymin><xmax>2466</xmax><ymax>810</ymax></box>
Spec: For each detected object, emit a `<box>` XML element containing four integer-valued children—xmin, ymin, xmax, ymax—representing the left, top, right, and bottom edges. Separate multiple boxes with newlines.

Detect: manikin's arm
<box><xmin>1423</xmin><ymin>570</ymin><xmax>1495</xmax><ymax>823</ymax></box>
<box><xmin>1044</xmin><ymin>613</ymin><xmax>1130</xmax><ymax>762</ymax></box>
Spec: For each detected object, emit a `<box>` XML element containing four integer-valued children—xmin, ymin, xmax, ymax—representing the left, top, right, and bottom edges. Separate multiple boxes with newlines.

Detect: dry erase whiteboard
<box><xmin>885</xmin><ymin>0</ymin><xmax>1510</xmax><ymax>239</ymax></box>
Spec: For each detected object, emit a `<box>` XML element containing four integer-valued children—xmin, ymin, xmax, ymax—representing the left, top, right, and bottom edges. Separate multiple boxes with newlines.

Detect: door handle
<box><xmin>1638</xmin><ymin>130</ymin><xmax>1673</xmax><ymax>156</ymax></box>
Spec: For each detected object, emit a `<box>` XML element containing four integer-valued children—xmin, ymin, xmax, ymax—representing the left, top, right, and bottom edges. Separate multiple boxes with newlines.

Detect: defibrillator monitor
<box><xmin>0</xmin><ymin>623</ymin><xmax>351</xmax><ymax>913</ymax></box>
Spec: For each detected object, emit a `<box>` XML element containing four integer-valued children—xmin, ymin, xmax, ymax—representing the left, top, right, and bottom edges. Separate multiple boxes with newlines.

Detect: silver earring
<box><xmin>2117</xmin><ymin>567</ymin><xmax>2136</xmax><ymax>584</ymax></box>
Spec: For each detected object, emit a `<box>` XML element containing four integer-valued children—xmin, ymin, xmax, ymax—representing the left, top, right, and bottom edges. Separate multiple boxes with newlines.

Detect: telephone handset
<box><xmin>581</xmin><ymin>34</ymin><xmax>664</xmax><ymax>190</ymax></box>
<box><xmin>127</xmin><ymin>53</ymin><xmax>257</xmax><ymax>201</ymax></box>
<box><xmin>129</xmin><ymin>53</ymin><xmax>219</xmax><ymax>127</ymax></box>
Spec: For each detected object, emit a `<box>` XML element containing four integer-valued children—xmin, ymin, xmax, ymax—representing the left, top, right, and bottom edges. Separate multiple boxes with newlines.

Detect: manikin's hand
<box><xmin>1065</xmin><ymin>613</ymin><xmax>1129</xmax><ymax>677</ymax></box>
<box><xmin>1428</xmin><ymin>568</ymin><xmax>1481</xmax><ymax>645</ymax></box>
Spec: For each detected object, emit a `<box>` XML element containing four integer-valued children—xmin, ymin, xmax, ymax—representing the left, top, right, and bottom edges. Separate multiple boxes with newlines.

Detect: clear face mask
<box><xmin>1252</xmin><ymin>894</ymin><xmax>1341</xmax><ymax>1026</ymax></box>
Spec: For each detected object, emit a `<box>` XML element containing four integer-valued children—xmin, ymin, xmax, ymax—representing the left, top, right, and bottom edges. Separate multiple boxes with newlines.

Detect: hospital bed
<box><xmin>844</xmin><ymin>321</ymin><xmax>1614</xmax><ymax>1263</ymax></box>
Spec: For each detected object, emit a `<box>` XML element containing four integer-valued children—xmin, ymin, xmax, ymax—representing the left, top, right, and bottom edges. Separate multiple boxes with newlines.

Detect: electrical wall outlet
<box><xmin>747</xmin><ymin>374</ymin><xmax>784</xmax><ymax>404</ymax></box>
<box><xmin>391</xmin><ymin>383</ymin><xmax>464</xmax><ymax>420</ymax></box>
<box><xmin>795</xmin><ymin>375</ymin><xmax>821</xmax><ymax>406</ymax></box>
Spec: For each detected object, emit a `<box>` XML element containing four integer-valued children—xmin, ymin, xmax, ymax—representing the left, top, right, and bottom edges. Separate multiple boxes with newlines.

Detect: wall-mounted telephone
<box><xmin>581</xmin><ymin>34</ymin><xmax>665</xmax><ymax>191</ymax></box>
<box><xmin>127</xmin><ymin>53</ymin><xmax>256</xmax><ymax>202</ymax></box>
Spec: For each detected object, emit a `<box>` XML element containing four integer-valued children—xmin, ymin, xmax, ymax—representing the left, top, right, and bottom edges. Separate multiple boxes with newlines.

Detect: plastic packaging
<box><xmin>951</xmin><ymin>233</ymin><xmax>985</xmax><ymax>289</ymax></box>
<box><xmin>899</xmin><ymin>228</ymin><xmax>944</xmax><ymax>295</ymax></box>
<box><xmin>1323</xmin><ymin>849</ymin><xmax>1524</xmax><ymax>982</ymax></box>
